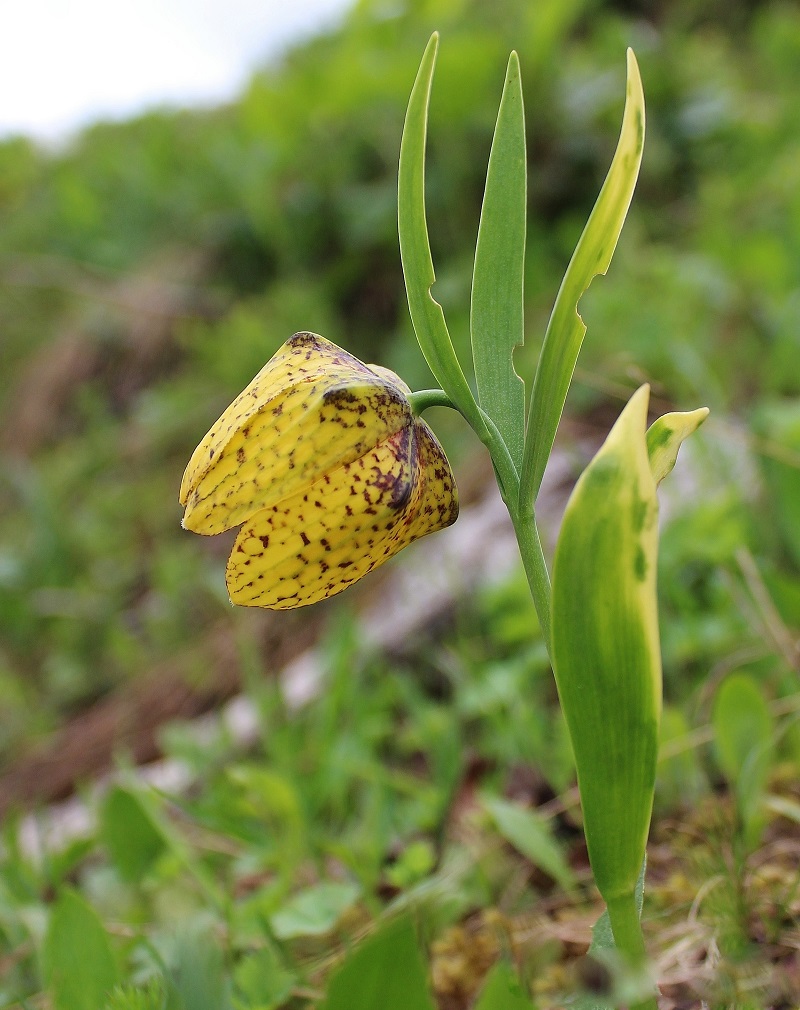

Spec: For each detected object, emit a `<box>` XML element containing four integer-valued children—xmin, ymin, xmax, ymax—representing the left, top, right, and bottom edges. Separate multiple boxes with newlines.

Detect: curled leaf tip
<box><xmin>646</xmin><ymin>405</ymin><xmax>709</xmax><ymax>486</ymax></box>
<box><xmin>519</xmin><ymin>48</ymin><xmax>645</xmax><ymax>507</ymax></box>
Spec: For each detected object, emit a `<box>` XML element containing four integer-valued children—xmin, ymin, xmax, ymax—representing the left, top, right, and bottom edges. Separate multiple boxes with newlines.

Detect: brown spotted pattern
<box><xmin>180</xmin><ymin>333</ymin><xmax>459</xmax><ymax>609</ymax></box>
<box><xmin>180</xmin><ymin>333</ymin><xmax>412</xmax><ymax>535</ymax></box>
<box><xmin>225</xmin><ymin>417</ymin><xmax>458</xmax><ymax>609</ymax></box>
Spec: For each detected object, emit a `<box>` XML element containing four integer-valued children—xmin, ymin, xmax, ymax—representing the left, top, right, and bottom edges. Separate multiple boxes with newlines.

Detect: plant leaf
<box><xmin>166</xmin><ymin>926</ymin><xmax>232</xmax><ymax>1010</ymax></box>
<box><xmin>712</xmin><ymin>672</ymin><xmax>773</xmax><ymax>844</ymax></box>
<box><xmin>483</xmin><ymin>794</ymin><xmax>575</xmax><ymax>891</ymax></box>
<box><xmin>320</xmin><ymin>915</ymin><xmax>435</xmax><ymax>1010</ymax></box>
<box><xmin>100</xmin><ymin>785</ymin><xmax>166</xmax><ymax>883</ymax></box>
<box><xmin>646</xmin><ymin>407</ymin><xmax>709</xmax><ymax>485</ymax></box>
<box><xmin>520</xmin><ymin>49</ymin><xmax>645</xmax><ymax>510</ymax></box>
<box><xmin>471</xmin><ymin>51</ymin><xmax>527</xmax><ymax>470</ymax></box>
<box><xmin>107</xmin><ymin>780</ymin><xmax>226</xmax><ymax>910</ymax></box>
<box><xmin>270</xmin><ymin>881</ymin><xmax>361</xmax><ymax>939</ymax></box>
<box><xmin>473</xmin><ymin>962</ymin><xmax>533</xmax><ymax>1010</ymax></box>
<box><xmin>551</xmin><ymin>385</ymin><xmax>660</xmax><ymax>902</ymax></box>
<box><xmin>234</xmin><ymin>947</ymin><xmax>296</xmax><ymax>1010</ymax></box>
<box><xmin>43</xmin><ymin>889</ymin><xmax>119</xmax><ymax>1010</ymax></box>
<box><xmin>398</xmin><ymin>33</ymin><xmax>486</xmax><ymax>437</ymax></box>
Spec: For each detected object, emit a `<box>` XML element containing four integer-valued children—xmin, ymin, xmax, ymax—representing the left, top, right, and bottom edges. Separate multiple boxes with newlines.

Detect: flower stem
<box><xmin>408</xmin><ymin>388</ymin><xmax>455</xmax><ymax>414</ymax></box>
<box><xmin>605</xmin><ymin>892</ymin><xmax>659</xmax><ymax>1010</ymax></box>
<box><xmin>410</xmin><ymin>388</ymin><xmax>552</xmax><ymax>653</ymax></box>
<box><xmin>511</xmin><ymin>507</ymin><xmax>552</xmax><ymax>655</ymax></box>
<box><xmin>469</xmin><ymin>409</ymin><xmax>553</xmax><ymax>654</ymax></box>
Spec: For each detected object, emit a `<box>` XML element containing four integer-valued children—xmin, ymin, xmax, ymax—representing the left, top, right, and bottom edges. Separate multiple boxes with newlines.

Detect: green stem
<box><xmin>410</xmin><ymin>388</ymin><xmax>553</xmax><ymax>651</ymax></box>
<box><xmin>408</xmin><ymin>388</ymin><xmax>454</xmax><ymax>414</ymax></box>
<box><xmin>510</xmin><ymin>507</ymin><xmax>552</xmax><ymax>655</ymax></box>
<box><xmin>605</xmin><ymin>892</ymin><xmax>658</xmax><ymax>1010</ymax></box>
<box><xmin>476</xmin><ymin>410</ymin><xmax>519</xmax><ymax>510</ymax></box>
<box><xmin>410</xmin><ymin>389</ymin><xmax>520</xmax><ymax>505</ymax></box>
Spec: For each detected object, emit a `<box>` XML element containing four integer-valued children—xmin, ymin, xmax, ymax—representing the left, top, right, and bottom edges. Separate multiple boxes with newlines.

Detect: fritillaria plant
<box><xmin>181</xmin><ymin>34</ymin><xmax>708</xmax><ymax>1009</ymax></box>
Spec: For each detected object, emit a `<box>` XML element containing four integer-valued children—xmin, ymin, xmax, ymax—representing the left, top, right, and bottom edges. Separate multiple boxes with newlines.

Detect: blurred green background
<box><xmin>2</xmin><ymin>1</ymin><xmax>800</xmax><ymax>1006</ymax></box>
<box><xmin>1</xmin><ymin>0</ymin><xmax>798</xmax><ymax>772</ymax></box>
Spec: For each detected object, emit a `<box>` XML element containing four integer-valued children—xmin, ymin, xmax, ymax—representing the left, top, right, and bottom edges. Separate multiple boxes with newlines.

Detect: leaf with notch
<box><xmin>520</xmin><ymin>49</ymin><xmax>645</xmax><ymax>510</ymax></box>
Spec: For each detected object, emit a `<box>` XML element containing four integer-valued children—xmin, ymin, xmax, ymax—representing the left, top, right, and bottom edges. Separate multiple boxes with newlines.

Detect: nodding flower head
<box><xmin>180</xmin><ymin>332</ymin><xmax>458</xmax><ymax>609</ymax></box>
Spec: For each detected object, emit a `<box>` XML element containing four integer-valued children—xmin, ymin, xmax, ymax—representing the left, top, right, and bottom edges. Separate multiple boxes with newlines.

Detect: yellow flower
<box><xmin>180</xmin><ymin>332</ymin><xmax>458</xmax><ymax>609</ymax></box>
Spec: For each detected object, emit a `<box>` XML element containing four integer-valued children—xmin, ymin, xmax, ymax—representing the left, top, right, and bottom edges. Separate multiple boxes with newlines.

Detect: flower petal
<box><xmin>367</xmin><ymin>364</ymin><xmax>412</xmax><ymax>395</ymax></box>
<box><xmin>225</xmin><ymin>418</ymin><xmax>458</xmax><ymax>609</ymax></box>
<box><xmin>181</xmin><ymin>332</ymin><xmax>412</xmax><ymax>535</ymax></box>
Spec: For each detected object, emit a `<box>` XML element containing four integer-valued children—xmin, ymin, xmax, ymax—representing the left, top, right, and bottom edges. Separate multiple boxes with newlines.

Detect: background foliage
<box><xmin>1</xmin><ymin>0</ymin><xmax>799</xmax><ymax>1005</ymax></box>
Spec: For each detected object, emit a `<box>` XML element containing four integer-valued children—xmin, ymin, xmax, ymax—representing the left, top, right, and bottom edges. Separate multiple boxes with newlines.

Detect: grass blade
<box><xmin>483</xmin><ymin>793</ymin><xmax>575</xmax><ymax>892</ymax></box>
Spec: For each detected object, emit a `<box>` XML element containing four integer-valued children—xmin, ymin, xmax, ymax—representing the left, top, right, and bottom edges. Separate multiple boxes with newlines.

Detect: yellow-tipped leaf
<box><xmin>646</xmin><ymin>407</ymin><xmax>709</xmax><ymax>485</ymax></box>
<box><xmin>552</xmin><ymin>385</ymin><xmax>660</xmax><ymax>903</ymax></box>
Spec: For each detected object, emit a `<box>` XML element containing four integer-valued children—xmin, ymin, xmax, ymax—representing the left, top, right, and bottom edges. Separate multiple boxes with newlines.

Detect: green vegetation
<box><xmin>1</xmin><ymin>0</ymin><xmax>799</xmax><ymax>1006</ymax></box>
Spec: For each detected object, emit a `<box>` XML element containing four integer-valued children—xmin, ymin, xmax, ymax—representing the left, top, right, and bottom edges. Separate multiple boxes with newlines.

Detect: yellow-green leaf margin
<box><xmin>552</xmin><ymin>384</ymin><xmax>660</xmax><ymax>903</ymax></box>
<box><xmin>646</xmin><ymin>407</ymin><xmax>709</xmax><ymax>486</ymax></box>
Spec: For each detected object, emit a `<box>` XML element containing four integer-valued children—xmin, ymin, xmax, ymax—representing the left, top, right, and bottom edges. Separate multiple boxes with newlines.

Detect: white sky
<box><xmin>0</xmin><ymin>0</ymin><xmax>353</xmax><ymax>141</ymax></box>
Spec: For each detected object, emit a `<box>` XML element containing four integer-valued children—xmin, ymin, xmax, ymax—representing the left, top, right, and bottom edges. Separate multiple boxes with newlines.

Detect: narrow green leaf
<box><xmin>552</xmin><ymin>385</ymin><xmax>660</xmax><ymax>903</ymax></box>
<box><xmin>657</xmin><ymin>706</ymin><xmax>706</xmax><ymax>811</ymax></box>
<box><xmin>483</xmin><ymin>794</ymin><xmax>575</xmax><ymax>892</ymax></box>
<box><xmin>166</xmin><ymin>927</ymin><xmax>232</xmax><ymax>1010</ymax></box>
<box><xmin>398</xmin><ymin>33</ymin><xmax>487</xmax><ymax>438</ymax></box>
<box><xmin>43</xmin><ymin>889</ymin><xmax>119</xmax><ymax>1010</ymax></box>
<box><xmin>646</xmin><ymin>407</ymin><xmax>709</xmax><ymax>485</ymax></box>
<box><xmin>105</xmin><ymin>780</ymin><xmax>226</xmax><ymax>910</ymax></box>
<box><xmin>473</xmin><ymin>962</ymin><xmax>533</xmax><ymax>1010</ymax></box>
<box><xmin>100</xmin><ymin>786</ymin><xmax>166</xmax><ymax>883</ymax></box>
<box><xmin>320</xmin><ymin>915</ymin><xmax>435</xmax><ymax>1010</ymax></box>
<box><xmin>752</xmin><ymin>400</ymin><xmax>800</xmax><ymax>567</ymax></box>
<box><xmin>471</xmin><ymin>51</ymin><xmax>527</xmax><ymax>469</ymax></box>
<box><xmin>520</xmin><ymin>49</ymin><xmax>645</xmax><ymax>509</ymax></box>
<box><xmin>712</xmin><ymin>673</ymin><xmax>774</xmax><ymax>843</ymax></box>
<box><xmin>713</xmin><ymin>674</ymin><xmax>773</xmax><ymax>786</ymax></box>
<box><xmin>270</xmin><ymin>881</ymin><xmax>361</xmax><ymax>939</ymax></box>
<box><xmin>765</xmin><ymin>794</ymin><xmax>800</xmax><ymax>825</ymax></box>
